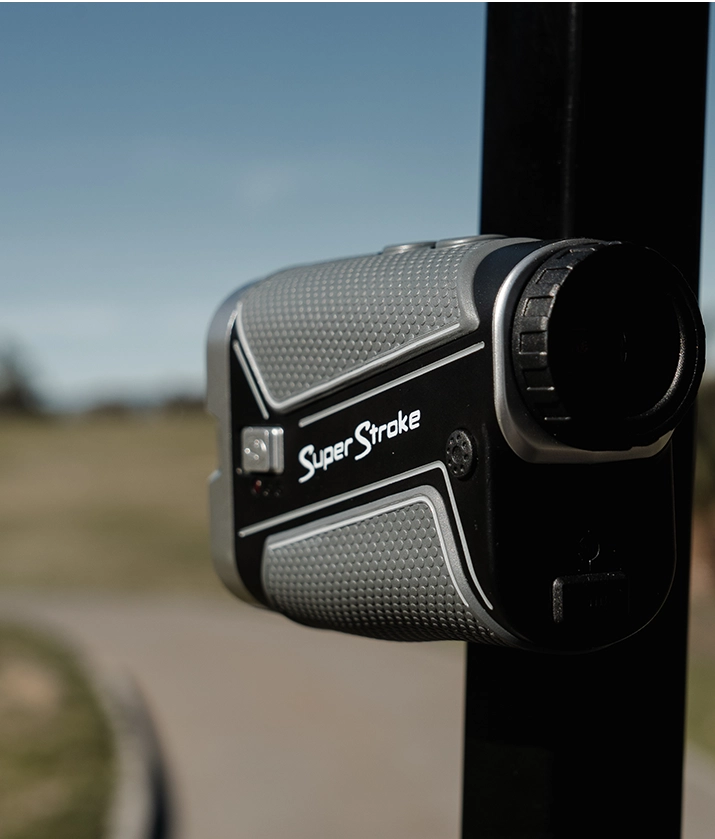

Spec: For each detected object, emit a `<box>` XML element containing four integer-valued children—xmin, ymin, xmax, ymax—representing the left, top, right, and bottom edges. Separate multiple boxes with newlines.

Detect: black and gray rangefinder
<box><xmin>207</xmin><ymin>235</ymin><xmax>704</xmax><ymax>652</ymax></box>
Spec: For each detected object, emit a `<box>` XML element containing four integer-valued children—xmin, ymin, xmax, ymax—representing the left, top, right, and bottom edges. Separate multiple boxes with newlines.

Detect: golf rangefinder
<box><xmin>207</xmin><ymin>235</ymin><xmax>704</xmax><ymax>652</ymax></box>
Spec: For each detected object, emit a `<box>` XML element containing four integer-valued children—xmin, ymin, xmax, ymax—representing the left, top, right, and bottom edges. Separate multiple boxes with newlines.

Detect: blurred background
<box><xmin>1</xmin><ymin>4</ymin><xmax>715</xmax><ymax>838</ymax></box>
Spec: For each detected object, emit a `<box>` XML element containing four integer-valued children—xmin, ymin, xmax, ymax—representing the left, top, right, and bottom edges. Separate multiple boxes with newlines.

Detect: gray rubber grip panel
<box><xmin>262</xmin><ymin>485</ymin><xmax>507</xmax><ymax>644</ymax></box>
<box><xmin>236</xmin><ymin>242</ymin><xmax>487</xmax><ymax>412</ymax></box>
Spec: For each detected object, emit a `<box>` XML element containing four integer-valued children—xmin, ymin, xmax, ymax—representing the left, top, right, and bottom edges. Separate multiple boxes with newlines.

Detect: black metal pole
<box><xmin>463</xmin><ymin>5</ymin><xmax>709</xmax><ymax>838</ymax></box>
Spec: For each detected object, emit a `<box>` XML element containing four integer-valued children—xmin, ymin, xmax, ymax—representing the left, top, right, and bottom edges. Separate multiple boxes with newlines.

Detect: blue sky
<box><xmin>1</xmin><ymin>4</ymin><xmax>714</xmax><ymax>409</ymax></box>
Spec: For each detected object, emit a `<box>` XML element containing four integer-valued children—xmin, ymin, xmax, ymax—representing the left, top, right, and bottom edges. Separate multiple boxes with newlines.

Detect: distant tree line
<box><xmin>0</xmin><ymin>346</ymin><xmax>205</xmax><ymax>418</ymax></box>
<box><xmin>86</xmin><ymin>394</ymin><xmax>205</xmax><ymax>418</ymax></box>
<box><xmin>0</xmin><ymin>348</ymin><xmax>41</xmax><ymax>416</ymax></box>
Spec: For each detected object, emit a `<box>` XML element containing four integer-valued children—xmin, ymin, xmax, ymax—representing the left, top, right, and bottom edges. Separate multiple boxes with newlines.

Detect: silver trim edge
<box><xmin>260</xmin><ymin>483</ymin><xmax>520</xmax><ymax>645</ymax></box>
<box><xmin>299</xmin><ymin>342</ymin><xmax>486</xmax><ymax>428</ymax></box>
<box><xmin>265</xmin><ymin>489</ymin><xmax>471</xmax><ymax>609</ymax></box>
<box><xmin>239</xmin><ymin>460</ymin><xmax>494</xmax><ymax>611</ymax></box>
<box><xmin>232</xmin><ymin>340</ymin><xmax>269</xmax><ymax>420</ymax></box>
<box><xmin>206</xmin><ymin>290</ymin><xmax>263</xmax><ymax>606</ymax></box>
<box><xmin>236</xmin><ymin>237</ymin><xmax>526</xmax><ymax>414</ymax></box>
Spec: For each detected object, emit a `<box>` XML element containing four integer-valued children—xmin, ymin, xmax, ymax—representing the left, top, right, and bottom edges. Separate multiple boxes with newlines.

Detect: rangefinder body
<box><xmin>207</xmin><ymin>235</ymin><xmax>704</xmax><ymax>652</ymax></box>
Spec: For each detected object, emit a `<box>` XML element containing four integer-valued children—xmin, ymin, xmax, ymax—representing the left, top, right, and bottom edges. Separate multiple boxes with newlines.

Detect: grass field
<box><xmin>0</xmin><ymin>413</ymin><xmax>220</xmax><ymax>594</ymax></box>
<box><xmin>0</xmin><ymin>623</ymin><xmax>114</xmax><ymax>839</ymax></box>
<box><xmin>687</xmin><ymin>598</ymin><xmax>715</xmax><ymax>759</ymax></box>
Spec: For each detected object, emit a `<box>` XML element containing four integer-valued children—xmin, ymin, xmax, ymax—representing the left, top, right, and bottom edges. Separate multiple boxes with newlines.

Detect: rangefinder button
<box><xmin>241</xmin><ymin>426</ymin><xmax>284</xmax><ymax>474</ymax></box>
<box><xmin>435</xmin><ymin>234</ymin><xmax>507</xmax><ymax>249</ymax></box>
<box><xmin>380</xmin><ymin>241</ymin><xmax>435</xmax><ymax>254</ymax></box>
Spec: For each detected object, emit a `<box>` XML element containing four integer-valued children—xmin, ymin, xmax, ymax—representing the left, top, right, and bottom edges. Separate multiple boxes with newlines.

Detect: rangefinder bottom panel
<box><xmin>262</xmin><ymin>486</ymin><xmax>508</xmax><ymax>644</ymax></box>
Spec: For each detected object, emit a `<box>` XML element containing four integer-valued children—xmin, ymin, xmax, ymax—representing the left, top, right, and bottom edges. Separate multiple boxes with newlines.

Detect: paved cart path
<box><xmin>2</xmin><ymin>593</ymin><xmax>714</xmax><ymax>839</ymax></box>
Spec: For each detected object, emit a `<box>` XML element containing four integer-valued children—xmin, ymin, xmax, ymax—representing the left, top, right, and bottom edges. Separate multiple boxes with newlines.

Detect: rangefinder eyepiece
<box><xmin>207</xmin><ymin>235</ymin><xmax>704</xmax><ymax>652</ymax></box>
<box><xmin>510</xmin><ymin>242</ymin><xmax>700</xmax><ymax>452</ymax></box>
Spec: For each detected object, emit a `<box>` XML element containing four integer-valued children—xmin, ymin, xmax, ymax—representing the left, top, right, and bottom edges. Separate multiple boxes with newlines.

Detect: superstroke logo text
<box><xmin>298</xmin><ymin>409</ymin><xmax>421</xmax><ymax>484</ymax></box>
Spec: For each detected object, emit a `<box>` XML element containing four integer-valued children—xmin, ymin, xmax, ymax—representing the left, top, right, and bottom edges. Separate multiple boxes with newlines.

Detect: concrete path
<box><xmin>2</xmin><ymin>592</ymin><xmax>715</xmax><ymax>839</ymax></box>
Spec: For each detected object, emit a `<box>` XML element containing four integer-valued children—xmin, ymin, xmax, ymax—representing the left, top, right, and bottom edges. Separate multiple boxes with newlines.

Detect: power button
<box><xmin>241</xmin><ymin>427</ymin><xmax>284</xmax><ymax>474</ymax></box>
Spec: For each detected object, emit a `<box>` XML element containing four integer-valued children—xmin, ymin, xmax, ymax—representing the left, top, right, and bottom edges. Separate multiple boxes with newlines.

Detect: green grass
<box><xmin>0</xmin><ymin>623</ymin><xmax>115</xmax><ymax>839</ymax></box>
<box><xmin>688</xmin><ymin>661</ymin><xmax>715</xmax><ymax>758</ymax></box>
<box><xmin>0</xmin><ymin>413</ymin><xmax>221</xmax><ymax>593</ymax></box>
<box><xmin>687</xmin><ymin>598</ymin><xmax>715</xmax><ymax>761</ymax></box>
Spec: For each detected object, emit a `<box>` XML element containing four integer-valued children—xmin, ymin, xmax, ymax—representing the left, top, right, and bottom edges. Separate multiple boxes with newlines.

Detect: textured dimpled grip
<box><xmin>236</xmin><ymin>242</ymin><xmax>486</xmax><ymax>412</ymax></box>
<box><xmin>262</xmin><ymin>486</ymin><xmax>506</xmax><ymax>645</ymax></box>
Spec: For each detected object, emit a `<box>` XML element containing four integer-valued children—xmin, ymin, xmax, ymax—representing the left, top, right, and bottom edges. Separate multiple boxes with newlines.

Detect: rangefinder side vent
<box><xmin>262</xmin><ymin>486</ymin><xmax>507</xmax><ymax>645</ymax></box>
<box><xmin>236</xmin><ymin>241</ymin><xmax>492</xmax><ymax>412</ymax></box>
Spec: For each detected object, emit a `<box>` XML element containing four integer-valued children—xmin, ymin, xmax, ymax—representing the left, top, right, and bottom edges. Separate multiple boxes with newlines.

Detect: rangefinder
<box><xmin>207</xmin><ymin>235</ymin><xmax>704</xmax><ymax>652</ymax></box>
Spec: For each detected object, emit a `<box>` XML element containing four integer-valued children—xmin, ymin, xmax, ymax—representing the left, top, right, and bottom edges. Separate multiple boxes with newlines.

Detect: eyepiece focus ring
<box><xmin>511</xmin><ymin>242</ymin><xmax>705</xmax><ymax>451</ymax></box>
